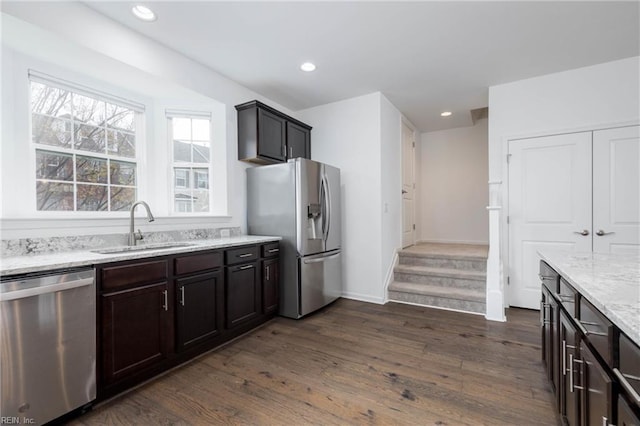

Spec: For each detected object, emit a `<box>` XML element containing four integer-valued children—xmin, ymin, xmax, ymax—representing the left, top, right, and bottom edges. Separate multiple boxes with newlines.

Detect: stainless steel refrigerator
<box><xmin>247</xmin><ymin>158</ymin><xmax>342</xmax><ymax>319</ymax></box>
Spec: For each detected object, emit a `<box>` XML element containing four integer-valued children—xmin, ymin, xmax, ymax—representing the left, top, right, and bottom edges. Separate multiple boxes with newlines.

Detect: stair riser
<box><xmin>393</xmin><ymin>272</ymin><xmax>486</xmax><ymax>291</ymax></box>
<box><xmin>399</xmin><ymin>255</ymin><xmax>486</xmax><ymax>271</ymax></box>
<box><xmin>388</xmin><ymin>291</ymin><xmax>486</xmax><ymax>314</ymax></box>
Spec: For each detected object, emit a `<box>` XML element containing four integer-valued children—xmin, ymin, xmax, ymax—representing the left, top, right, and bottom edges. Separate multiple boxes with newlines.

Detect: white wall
<box><xmin>487</xmin><ymin>56</ymin><xmax>640</xmax><ymax>319</ymax></box>
<box><xmin>0</xmin><ymin>3</ymin><xmax>297</xmax><ymax>238</ymax></box>
<box><xmin>298</xmin><ymin>93</ymin><xmax>384</xmax><ymax>303</ymax></box>
<box><xmin>417</xmin><ymin>118</ymin><xmax>489</xmax><ymax>244</ymax></box>
<box><xmin>380</xmin><ymin>95</ymin><xmax>403</xmax><ymax>295</ymax></box>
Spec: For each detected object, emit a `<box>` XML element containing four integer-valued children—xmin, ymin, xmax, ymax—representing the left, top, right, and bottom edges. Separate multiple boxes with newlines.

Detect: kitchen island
<box><xmin>538</xmin><ymin>250</ymin><xmax>640</xmax><ymax>426</ymax></box>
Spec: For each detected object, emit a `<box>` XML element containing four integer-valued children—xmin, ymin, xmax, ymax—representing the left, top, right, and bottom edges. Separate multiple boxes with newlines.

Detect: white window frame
<box><xmin>29</xmin><ymin>70</ymin><xmax>145</xmax><ymax>214</ymax></box>
<box><xmin>167</xmin><ymin>110</ymin><xmax>213</xmax><ymax>215</ymax></box>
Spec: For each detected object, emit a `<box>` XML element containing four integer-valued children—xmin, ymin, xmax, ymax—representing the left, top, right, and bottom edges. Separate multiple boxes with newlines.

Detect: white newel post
<box><xmin>485</xmin><ymin>180</ymin><xmax>506</xmax><ymax>321</ymax></box>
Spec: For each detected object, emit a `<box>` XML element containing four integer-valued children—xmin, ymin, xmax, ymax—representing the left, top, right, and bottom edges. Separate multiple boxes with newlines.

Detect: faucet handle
<box><xmin>135</xmin><ymin>229</ymin><xmax>144</xmax><ymax>241</ymax></box>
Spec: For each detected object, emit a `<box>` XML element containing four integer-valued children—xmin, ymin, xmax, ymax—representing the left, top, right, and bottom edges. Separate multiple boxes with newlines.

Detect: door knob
<box><xmin>573</xmin><ymin>230</ymin><xmax>589</xmax><ymax>236</ymax></box>
<box><xmin>596</xmin><ymin>230</ymin><xmax>614</xmax><ymax>236</ymax></box>
<box><xmin>402</xmin><ymin>189</ymin><xmax>408</xmax><ymax>194</ymax></box>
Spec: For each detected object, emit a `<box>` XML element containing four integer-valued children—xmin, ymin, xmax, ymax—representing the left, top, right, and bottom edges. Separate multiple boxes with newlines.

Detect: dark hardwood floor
<box><xmin>71</xmin><ymin>299</ymin><xmax>558</xmax><ymax>425</ymax></box>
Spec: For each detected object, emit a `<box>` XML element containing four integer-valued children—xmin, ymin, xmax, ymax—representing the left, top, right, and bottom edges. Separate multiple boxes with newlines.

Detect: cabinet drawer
<box><xmin>174</xmin><ymin>251</ymin><xmax>223</xmax><ymax>276</ymax></box>
<box><xmin>101</xmin><ymin>260</ymin><xmax>168</xmax><ymax>292</ymax></box>
<box><xmin>225</xmin><ymin>246</ymin><xmax>259</xmax><ymax>265</ymax></box>
<box><xmin>618</xmin><ymin>332</ymin><xmax>640</xmax><ymax>399</ymax></box>
<box><xmin>558</xmin><ymin>278</ymin><xmax>577</xmax><ymax>317</ymax></box>
<box><xmin>261</xmin><ymin>242</ymin><xmax>280</xmax><ymax>258</ymax></box>
<box><xmin>578</xmin><ymin>297</ymin><xmax>614</xmax><ymax>366</ymax></box>
<box><xmin>539</xmin><ymin>261</ymin><xmax>559</xmax><ymax>294</ymax></box>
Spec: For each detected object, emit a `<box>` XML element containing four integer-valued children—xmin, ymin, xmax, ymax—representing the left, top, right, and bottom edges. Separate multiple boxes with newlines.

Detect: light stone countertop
<box><xmin>0</xmin><ymin>235</ymin><xmax>281</xmax><ymax>277</ymax></box>
<box><xmin>538</xmin><ymin>250</ymin><xmax>640</xmax><ymax>345</ymax></box>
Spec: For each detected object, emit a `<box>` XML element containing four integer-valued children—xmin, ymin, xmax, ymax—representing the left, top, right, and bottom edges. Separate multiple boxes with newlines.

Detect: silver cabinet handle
<box><xmin>574</xmin><ymin>230</ymin><xmax>590</xmax><ymax>236</ymax></box>
<box><xmin>289</xmin><ymin>146</ymin><xmax>293</xmax><ymax>158</ymax></box>
<box><xmin>162</xmin><ymin>290</ymin><xmax>168</xmax><ymax>311</ymax></box>
<box><xmin>238</xmin><ymin>253</ymin><xmax>253</xmax><ymax>258</ymax></box>
<box><xmin>538</xmin><ymin>274</ymin><xmax>556</xmax><ymax>280</ymax></box>
<box><xmin>596</xmin><ymin>230</ymin><xmax>615</xmax><ymax>236</ymax></box>
<box><xmin>576</xmin><ymin>319</ymin><xmax>608</xmax><ymax>337</ymax></box>
<box><xmin>569</xmin><ymin>354</ymin><xmax>585</xmax><ymax>392</ymax></box>
<box><xmin>267</xmin><ymin>248</ymin><xmax>279</xmax><ymax>253</ymax></box>
<box><xmin>239</xmin><ymin>264</ymin><xmax>254</xmax><ymax>270</ymax></box>
<box><xmin>180</xmin><ymin>286</ymin><xmax>185</xmax><ymax>306</ymax></box>
<box><xmin>266</xmin><ymin>265</ymin><xmax>270</xmax><ymax>281</ymax></box>
<box><xmin>562</xmin><ymin>340</ymin><xmax>567</xmax><ymax>375</ymax></box>
<box><xmin>602</xmin><ymin>416</ymin><xmax>608</xmax><ymax>426</ymax></box>
<box><xmin>614</xmin><ymin>368</ymin><xmax>640</xmax><ymax>404</ymax></box>
<box><xmin>558</xmin><ymin>294</ymin><xmax>574</xmax><ymax>302</ymax></box>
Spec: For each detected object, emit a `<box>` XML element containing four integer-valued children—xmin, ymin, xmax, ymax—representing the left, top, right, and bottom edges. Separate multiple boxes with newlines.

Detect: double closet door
<box><xmin>508</xmin><ymin>125</ymin><xmax>639</xmax><ymax>309</ymax></box>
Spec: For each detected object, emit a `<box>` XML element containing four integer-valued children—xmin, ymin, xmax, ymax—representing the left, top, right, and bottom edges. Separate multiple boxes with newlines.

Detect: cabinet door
<box><xmin>258</xmin><ymin>108</ymin><xmax>286</xmax><ymax>161</ymax></box>
<box><xmin>560</xmin><ymin>310</ymin><xmax>580</xmax><ymax>425</ymax></box>
<box><xmin>617</xmin><ymin>394</ymin><xmax>640</xmax><ymax>426</ymax></box>
<box><xmin>176</xmin><ymin>270</ymin><xmax>223</xmax><ymax>352</ymax></box>
<box><xmin>225</xmin><ymin>263</ymin><xmax>260</xmax><ymax>328</ymax></box>
<box><xmin>100</xmin><ymin>282</ymin><xmax>170</xmax><ymax>386</ymax></box>
<box><xmin>286</xmin><ymin>121</ymin><xmax>310</xmax><ymax>160</ymax></box>
<box><xmin>541</xmin><ymin>287</ymin><xmax>553</xmax><ymax>381</ymax></box>
<box><xmin>262</xmin><ymin>258</ymin><xmax>279</xmax><ymax>315</ymax></box>
<box><xmin>580</xmin><ymin>341</ymin><xmax>613</xmax><ymax>426</ymax></box>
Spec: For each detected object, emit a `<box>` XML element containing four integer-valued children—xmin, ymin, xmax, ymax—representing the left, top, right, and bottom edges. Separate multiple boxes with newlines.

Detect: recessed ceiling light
<box><xmin>440</xmin><ymin>111</ymin><xmax>452</xmax><ymax>117</ymax></box>
<box><xmin>132</xmin><ymin>5</ymin><xmax>157</xmax><ymax>22</ymax></box>
<box><xmin>300</xmin><ymin>62</ymin><xmax>316</xmax><ymax>72</ymax></box>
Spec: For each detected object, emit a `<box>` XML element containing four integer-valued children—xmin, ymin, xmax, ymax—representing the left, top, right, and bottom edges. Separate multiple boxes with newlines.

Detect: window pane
<box><xmin>107</xmin><ymin>130</ymin><xmax>136</xmax><ymax>158</ymax></box>
<box><xmin>193</xmin><ymin>168</ymin><xmax>209</xmax><ymax>189</ymax></box>
<box><xmin>76</xmin><ymin>184</ymin><xmax>108</xmax><ymax>211</ymax></box>
<box><xmin>106</xmin><ymin>104</ymin><xmax>135</xmax><ymax>131</ymax></box>
<box><xmin>173</xmin><ymin>140</ymin><xmax>191</xmax><ymax>162</ymax></box>
<box><xmin>36</xmin><ymin>181</ymin><xmax>74</xmax><ymax>211</ymax></box>
<box><xmin>193</xmin><ymin>189</ymin><xmax>209</xmax><ymax>212</ymax></box>
<box><xmin>31</xmin><ymin>82</ymin><xmax>71</xmax><ymax>117</ymax></box>
<box><xmin>75</xmin><ymin>123</ymin><xmax>106</xmax><ymax>153</ymax></box>
<box><xmin>32</xmin><ymin>114</ymin><xmax>72</xmax><ymax>148</ymax></box>
<box><xmin>174</xmin><ymin>168</ymin><xmax>190</xmax><ymax>189</ymax></box>
<box><xmin>36</xmin><ymin>150</ymin><xmax>73</xmax><ymax>181</ymax></box>
<box><xmin>172</xmin><ymin>117</ymin><xmax>191</xmax><ymax>140</ymax></box>
<box><xmin>76</xmin><ymin>155</ymin><xmax>108</xmax><ymax>184</ymax></box>
<box><xmin>110</xmin><ymin>160</ymin><xmax>136</xmax><ymax>186</ymax></box>
<box><xmin>174</xmin><ymin>191</ymin><xmax>192</xmax><ymax>212</ymax></box>
<box><xmin>192</xmin><ymin>119</ymin><xmax>210</xmax><ymax>141</ymax></box>
<box><xmin>110</xmin><ymin>186</ymin><xmax>136</xmax><ymax>211</ymax></box>
<box><xmin>73</xmin><ymin>93</ymin><xmax>104</xmax><ymax>126</ymax></box>
<box><xmin>193</xmin><ymin>142</ymin><xmax>210</xmax><ymax>163</ymax></box>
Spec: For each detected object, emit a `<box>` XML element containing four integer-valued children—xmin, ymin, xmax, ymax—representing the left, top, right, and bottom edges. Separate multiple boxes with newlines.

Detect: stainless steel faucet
<box><xmin>129</xmin><ymin>201</ymin><xmax>155</xmax><ymax>246</ymax></box>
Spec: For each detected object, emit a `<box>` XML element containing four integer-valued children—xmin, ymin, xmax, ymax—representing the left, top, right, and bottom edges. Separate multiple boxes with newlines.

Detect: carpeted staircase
<box><xmin>388</xmin><ymin>243</ymin><xmax>488</xmax><ymax>315</ymax></box>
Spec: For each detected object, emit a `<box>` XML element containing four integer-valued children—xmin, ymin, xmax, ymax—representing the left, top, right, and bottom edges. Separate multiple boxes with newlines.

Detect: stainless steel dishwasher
<box><xmin>0</xmin><ymin>268</ymin><xmax>96</xmax><ymax>424</ymax></box>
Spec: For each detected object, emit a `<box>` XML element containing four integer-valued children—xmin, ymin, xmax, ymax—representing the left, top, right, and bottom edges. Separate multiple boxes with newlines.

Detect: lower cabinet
<box><xmin>97</xmin><ymin>241</ymin><xmax>279</xmax><ymax>401</ymax></box>
<box><xmin>618</xmin><ymin>394</ymin><xmax>640</xmax><ymax>426</ymax></box>
<box><xmin>99</xmin><ymin>274</ymin><xmax>171</xmax><ymax>389</ymax></box>
<box><xmin>560</xmin><ymin>309</ymin><xmax>580</xmax><ymax>426</ymax></box>
<box><xmin>225</xmin><ymin>262</ymin><xmax>260</xmax><ymax>328</ymax></box>
<box><xmin>579</xmin><ymin>340</ymin><xmax>613</xmax><ymax>426</ymax></box>
<box><xmin>176</xmin><ymin>270</ymin><xmax>224</xmax><ymax>352</ymax></box>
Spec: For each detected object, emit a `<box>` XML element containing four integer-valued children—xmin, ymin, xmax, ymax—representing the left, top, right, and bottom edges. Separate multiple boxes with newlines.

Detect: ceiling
<box><xmin>86</xmin><ymin>1</ymin><xmax>639</xmax><ymax>132</ymax></box>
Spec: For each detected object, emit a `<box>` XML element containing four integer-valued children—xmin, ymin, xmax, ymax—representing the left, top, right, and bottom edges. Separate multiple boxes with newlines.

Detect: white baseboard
<box><xmin>341</xmin><ymin>292</ymin><xmax>385</xmax><ymax>305</ymax></box>
<box><xmin>416</xmin><ymin>238</ymin><xmax>489</xmax><ymax>246</ymax></box>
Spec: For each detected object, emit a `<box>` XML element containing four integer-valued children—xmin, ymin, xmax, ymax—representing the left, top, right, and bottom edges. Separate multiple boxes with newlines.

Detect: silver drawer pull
<box><xmin>569</xmin><ymin>355</ymin><xmax>585</xmax><ymax>392</ymax></box>
<box><xmin>557</xmin><ymin>294</ymin><xmax>574</xmax><ymax>302</ymax></box>
<box><xmin>614</xmin><ymin>368</ymin><xmax>640</xmax><ymax>404</ymax></box>
<box><xmin>239</xmin><ymin>265</ymin><xmax>254</xmax><ymax>270</ymax></box>
<box><xmin>238</xmin><ymin>253</ymin><xmax>253</xmax><ymax>258</ymax></box>
<box><xmin>268</xmin><ymin>248</ymin><xmax>279</xmax><ymax>253</ymax></box>
<box><xmin>180</xmin><ymin>286</ymin><xmax>185</xmax><ymax>306</ymax></box>
<box><xmin>538</xmin><ymin>274</ymin><xmax>556</xmax><ymax>280</ymax></box>
<box><xmin>162</xmin><ymin>290</ymin><xmax>168</xmax><ymax>311</ymax></box>
<box><xmin>576</xmin><ymin>319</ymin><xmax>608</xmax><ymax>337</ymax></box>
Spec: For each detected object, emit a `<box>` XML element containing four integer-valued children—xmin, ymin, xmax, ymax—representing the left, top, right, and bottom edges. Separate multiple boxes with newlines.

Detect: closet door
<box><xmin>508</xmin><ymin>132</ymin><xmax>592</xmax><ymax>309</ymax></box>
<box><xmin>593</xmin><ymin>125</ymin><xmax>640</xmax><ymax>254</ymax></box>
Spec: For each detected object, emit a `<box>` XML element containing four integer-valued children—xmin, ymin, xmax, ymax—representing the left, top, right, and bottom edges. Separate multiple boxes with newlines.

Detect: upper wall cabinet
<box><xmin>236</xmin><ymin>100</ymin><xmax>311</xmax><ymax>164</ymax></box>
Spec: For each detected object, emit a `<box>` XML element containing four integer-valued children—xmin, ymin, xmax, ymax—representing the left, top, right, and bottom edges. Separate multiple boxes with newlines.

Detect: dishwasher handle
<box><xmin>0</xmin><ymin>277</ymin><xmax>94</xmax><ymax>302</ymax></box>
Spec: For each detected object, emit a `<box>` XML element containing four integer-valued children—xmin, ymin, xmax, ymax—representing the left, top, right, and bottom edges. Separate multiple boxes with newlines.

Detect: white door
<box><xmin>508</xmin><ymin>132</ymin><xmax>592</xmax><ymax>308</ymax></box>
<box><xmin>402</xmin><ymin>122</ymin><xmax>415</xmax><ymax>248</ymax></box>
<box><xmin>593</xmin><ymin>125</ymin><xmax>640</xmax><ymax>254</ymax></box>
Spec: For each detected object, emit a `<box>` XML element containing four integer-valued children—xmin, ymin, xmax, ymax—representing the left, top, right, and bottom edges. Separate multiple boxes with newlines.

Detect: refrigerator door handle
<box><xmin>303</xmin><ymin>252</ymin><xmax>341</xmax><ymax>264</ymax></box>
<box><xmin>322</xmin><ymin>173</ymin><xmax>331</xmax><ymax>243</ymax></box>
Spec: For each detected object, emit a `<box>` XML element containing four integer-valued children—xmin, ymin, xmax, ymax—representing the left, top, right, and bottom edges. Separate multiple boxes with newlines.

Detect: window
<box><xmin>30</xmin><ymin>76</ymin><xmax>141</xmax><ymax>212</ymax></box>
<box><xmin>168</xmin><ymin>113</ymin><xmax>212</xmax><ymax>213</ymax></box>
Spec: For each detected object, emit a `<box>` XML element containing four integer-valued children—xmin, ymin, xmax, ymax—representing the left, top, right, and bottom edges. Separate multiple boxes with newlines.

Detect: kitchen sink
<box><xmin>91</xmin><ymin>242</ymin><xmax>197</xmax><ymax>254</ymax></box>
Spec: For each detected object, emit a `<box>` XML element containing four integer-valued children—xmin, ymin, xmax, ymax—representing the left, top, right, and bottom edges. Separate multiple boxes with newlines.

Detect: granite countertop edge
<box><xmin>0</xmin><ymin>235</ymin><xmax>282</xmax><ymax>277</ymax></box>
<box><xmin>538</xmin><ymin>250</ymin><xmax>640</xmax><ymax>346</ymax></box>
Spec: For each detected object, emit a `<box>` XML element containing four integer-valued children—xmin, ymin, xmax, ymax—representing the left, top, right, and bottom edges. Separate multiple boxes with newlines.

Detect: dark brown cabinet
<box><xmin>618</xmin><ymin>394</ymin><xmax>640</xmax><ymax>426</ymax></box>
<box><xmin>579</xmin><ymin>341</ymin><xmax>613</xmax><ymax>426</ymax></box>
<box><xmin>560</xmin><ymin>309</ymin><xmax>580</xmax><ymax>426</ymax></box>
<box><xmin>98</xmin><ymin>260</ymin><xmax>171</xmax><ymax>392</ymax></box>
<box><xmin>225</xmin><ymin>262</ymin><xmax>260</xmax><ymax>328</ymax></box>
<box><xmin>236</xmin><ymin>100</ymin><xmax>311</xmax><ymax>164</ymax></box>
<box><xmin>262</xmin><ymin>257</ymin><xmax>279</xmax><ymax>314</ymax></box>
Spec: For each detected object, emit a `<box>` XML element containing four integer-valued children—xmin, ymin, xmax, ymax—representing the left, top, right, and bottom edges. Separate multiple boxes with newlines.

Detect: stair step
<box><xmin>393</xmin><ymin>265</ymin><xmax>486</xmax><ymax>290</ymax></box>
<box><xmin>388</xmin><ymin>281</ymin><xmax>485</xmax><ymax>303</ymax></box>
<box><xmin>398</xmin><ymin>252</ymin><xmax>487</xmax><ymax>271</ymax></box>
<box><xmin>388</xmin><ymin>290</ymin><xmax>486</xmax><ymax>315</ymax></box>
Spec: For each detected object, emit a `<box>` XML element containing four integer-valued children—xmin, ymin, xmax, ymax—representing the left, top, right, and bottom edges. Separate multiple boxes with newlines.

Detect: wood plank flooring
<box><xmin>70</xmin><ymin>299</ymin><xmax>558</xmax><ymax>425</ymax></box>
